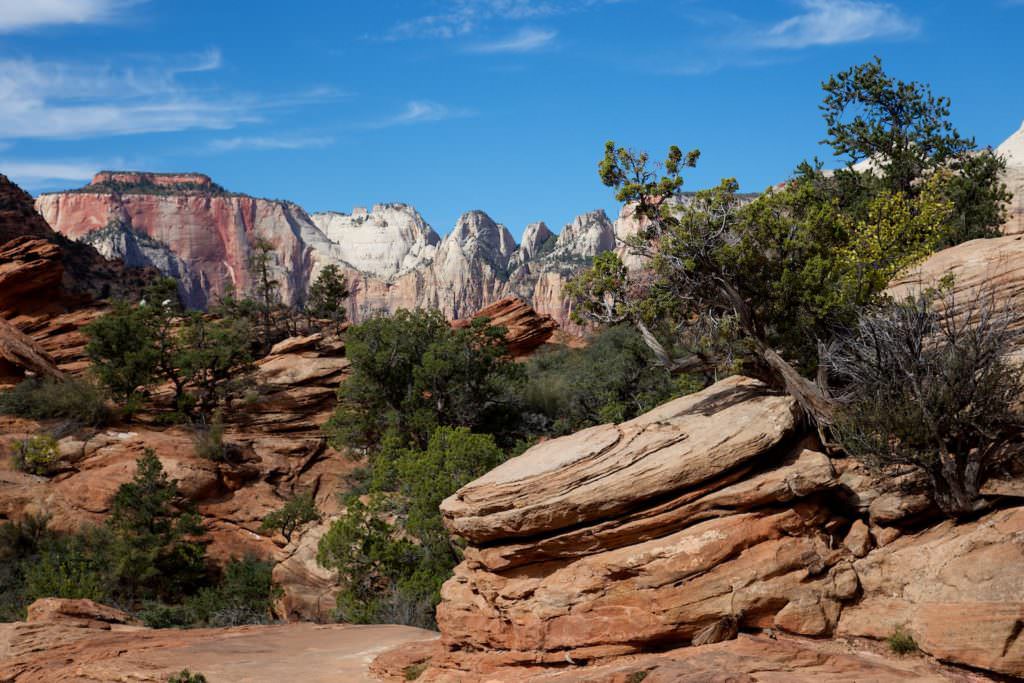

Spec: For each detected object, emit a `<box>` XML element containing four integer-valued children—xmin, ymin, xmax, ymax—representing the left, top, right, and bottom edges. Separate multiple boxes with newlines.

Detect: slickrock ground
<box><xmin>0</xmin><ymin>598</ymin><xmax>437</xmax><ymax>683</ymax></box>
<box><xmin>376</xmin><ymin>375</ymin><xmax>1024</xmax><ymax>681</ymax></box>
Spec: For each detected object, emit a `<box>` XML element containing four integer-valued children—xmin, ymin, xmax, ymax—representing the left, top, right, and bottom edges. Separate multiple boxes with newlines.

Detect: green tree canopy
<box><xmin>305</xmin><ymin>264</ymin><xmax>350</xmax><ymax>332</ymax></box>
<box><xmin>569</xmin><ymin>60</ymin><xmax>1006</xmax><ymax>426</ymax></box>
<box><xmin>324</xmin><ymin>309</ymin><xmax>523</xmax><ymax>455</ymax></box>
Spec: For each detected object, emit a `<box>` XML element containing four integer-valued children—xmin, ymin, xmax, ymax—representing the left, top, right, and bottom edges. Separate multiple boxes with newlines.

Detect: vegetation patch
<box><xmin>11</xmin><ymin>435</ymin><xmax>61</xmax><ymax>476</ymax></box>
<box><xmin>887</xmin><ymin>626</ymin><xmax>919</xmax><ymax>655</ymax></box>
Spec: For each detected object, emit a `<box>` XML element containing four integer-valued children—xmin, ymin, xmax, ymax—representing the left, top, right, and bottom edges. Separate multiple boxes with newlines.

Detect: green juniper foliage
<box><xmin>305</xmin><ymin>264</ymin><xmax>350</xmax><ymax>332</ymax></box>
<box><xmin>566</xmin><ymin>58</ymin><xmax>1006</xmax><ymax>426</ymax></box>
<box><xmin>319</xmin><ymin>310</ymin><xmax>682</xmax><ymax>628</ymax></box>
<box><xmin>260</xmin><ymin>492</ymin><xmax>321</xmax><ymax>543</ymax></box>
<box><xmin>85</xmin><ymin>278</ymin><xmax>255</xmax><ymax>421</ymax></box>
<box><xmin>1</xmin><ymin>452</ymin><xmax>279</xmax><ymax>627</ymax></box>
<box><xmin>0</xmin><ymin>376</ymin><xmax>109</xmax><ymax>427</ymax></box>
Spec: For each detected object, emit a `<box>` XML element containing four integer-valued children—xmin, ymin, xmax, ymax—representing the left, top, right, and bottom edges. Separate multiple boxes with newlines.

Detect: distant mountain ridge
<box><xmin>34</xmin><ymin>172</ymin><xmax>632</xmax><ymax>329</ymax></box>
<box><xmin>30</xmin><ymin>125</ymin><xmax>1024</xmax><ymax>326</ymax></box>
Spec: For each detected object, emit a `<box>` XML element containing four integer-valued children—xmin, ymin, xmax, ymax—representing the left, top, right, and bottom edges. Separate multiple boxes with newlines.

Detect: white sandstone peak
<box><xmin>310</xmin><ymin>204</ymin><xmax>440</xmax><ymax>279</ymax></box>
<box><xmin>997</xmin><ymin>120</ymin><xmax>1024</xmax><ymax>166</ymax></box>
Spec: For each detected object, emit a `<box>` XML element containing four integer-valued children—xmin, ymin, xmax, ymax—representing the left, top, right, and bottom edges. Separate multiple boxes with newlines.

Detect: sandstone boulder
<box><xmin>452</xmin><ymin>296</ymin><xmax>559</xmax><ymax>357</ymax></box>
<box><xmin>442</xmin><ymin>375</ymin><xmax>798</xmax><ymax>543</ymax></box>
<box><xmin>837</xmin><ymin>506</ymin><xmax>1024</xmax><ymax>676</ymax></box>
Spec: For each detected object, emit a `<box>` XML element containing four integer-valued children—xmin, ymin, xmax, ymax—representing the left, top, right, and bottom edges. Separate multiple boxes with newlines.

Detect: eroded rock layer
<box><xmin>394</xmin><ymin>374</ymin><xmax>1024</xmax><ymax>681</ymax></box>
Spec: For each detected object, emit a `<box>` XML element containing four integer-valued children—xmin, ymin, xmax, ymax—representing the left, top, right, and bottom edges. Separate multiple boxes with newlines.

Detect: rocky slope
<box><xmin>0</xmin><ymin>598</ymin><xmax>436</xmax><ymax>683</ymax></box>
<box><xmin>0</xmin><ymin>175</ymin><xmax>156</xmax><ymax>382</ymax></box>
<box><xmin>375</xmin><ymin>373</ymin><xmax>1023</xmax><ymax>681</ymax></box>
<box><xmin>34</xmin><ymin>173</ymin><xmax>624</xmax><ymax>329</ymax></box>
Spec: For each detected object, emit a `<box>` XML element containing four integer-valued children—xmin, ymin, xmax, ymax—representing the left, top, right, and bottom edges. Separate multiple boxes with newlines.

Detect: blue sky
<box><xmin>1</xmin><ymin>0</ymin><xmax>1022</xmax><ymax>238</ymax></box>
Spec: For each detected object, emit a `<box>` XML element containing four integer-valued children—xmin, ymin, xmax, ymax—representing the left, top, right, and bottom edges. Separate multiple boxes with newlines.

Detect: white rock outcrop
<box><xmin>310</xmin><ymin>204</ymin><xmax>440</xmax><ymax>279</ymax></box>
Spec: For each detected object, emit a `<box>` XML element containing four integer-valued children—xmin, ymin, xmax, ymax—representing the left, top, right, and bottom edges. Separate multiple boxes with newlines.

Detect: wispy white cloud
<box><xmin>385</xmin><ymin>0</ymin><xmax>621</xmax><ymax>41</ymax></box>
<box><xmin>465</xmin><ymin>26</ymin><xmax>557</xmax><ymax>53</ymax></box>
<box><xmin>0</xmin><ymin>0</ymin><xmax>144</xmax><ymax>33</ymax></box>
<box><xmin>0</xmin><ymin>51</ymin><xmax>338</xmax><ymax>140</ymax></box>
<box><xmin>0</xmin><ymin>159</ymin><xmax>102</xmax><ymax>187</ymax></box>
<box><xmin>364</xmin><ymin>101</ymin><xmax>474</xmax><ymax>129</ymax></box>
<box><xmin>754</xmin><ymin>0</ymin><xmax>919</xmax><ymax>49</ymax></box>
<box><xmin>209</xmin><ymin>135</ymin><xmax>334</xmax><ymax>152</ymax></box>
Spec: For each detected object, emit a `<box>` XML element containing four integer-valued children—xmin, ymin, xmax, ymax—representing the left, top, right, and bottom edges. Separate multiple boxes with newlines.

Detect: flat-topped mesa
<box><xmin>82</xmin><ymin>171</ymin><xmax>224</xmax><ymax>194</ymax></box>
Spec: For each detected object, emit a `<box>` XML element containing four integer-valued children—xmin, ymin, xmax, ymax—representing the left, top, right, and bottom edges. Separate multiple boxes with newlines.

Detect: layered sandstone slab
<box><xmin>452</xmin><ymin>296</ymin><xmax>559</xmax><ymax>357</ymax></box>
<box><xmin>404</xmin><ymin>373</ymin><xmax>1024</xmax><ymax>680</ymax></box>
<box><xmin>374</xmin><ymin>634</ymin><xmax>981</xmax><ymax>682</ymax></box>
<box><xmin>441</xmin><ymin>375</ymin><xmax>798</xmax><ymax>543</ymax></box>
<box><xmin>837</xmin><ymin>507</ymin><xmax>1024</xmax><ymax>677</ymax></box>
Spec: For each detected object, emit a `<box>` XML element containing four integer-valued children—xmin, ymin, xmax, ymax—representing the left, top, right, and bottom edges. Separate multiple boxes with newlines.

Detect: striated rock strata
<box><xmin>35</xmin><ymin>173</ymin><xmax>624</xmax><ymax>329</ymax></box>
<box><xmin>384</xmin><ymin>373</ymin><xmax>1024</xmax><ymax>681</ymax></box>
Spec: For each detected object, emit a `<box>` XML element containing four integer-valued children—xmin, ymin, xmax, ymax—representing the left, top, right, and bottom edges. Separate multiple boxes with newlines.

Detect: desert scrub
<box><xmin>167</xmin><ymin>670</ymin><xmax>207</xmax><ymax>683</ymax></box>
<box><xmin>11</xmin><ymin>435</ymin><xmax>61</xmax><ymax>476</ymax></box>
<box><xmin>887</xmin><ymin>626</ymin><xmax>919</xmax><ymax>654</ymax></box>
<box><xmin>192</xmin><ymin>412</ymin><xmax>229</xmax><ymax>461</ymax></box>
<box><xmin>0</xmin><ymin>377</ymin><xmax>109</xmax><ymax>427</ymax></box>
<box><xmin>403</xmin><ymin>662</ymin><xmax>428</xmax><ymax>680</ymax></box>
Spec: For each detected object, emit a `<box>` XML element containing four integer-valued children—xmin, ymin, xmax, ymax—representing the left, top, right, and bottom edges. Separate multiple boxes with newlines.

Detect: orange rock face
<box><xmin>384</xmin><ymin>374</ymin><xmax>1024</xmax><ymax>680</ymax></box>
<box><xmin>452</xmin><ymin>297</ymin><xmax>559</xmax><ymax>357</ymax></box>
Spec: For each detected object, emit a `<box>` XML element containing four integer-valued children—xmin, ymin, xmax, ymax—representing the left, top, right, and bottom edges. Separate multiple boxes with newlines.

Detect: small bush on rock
<box><xmin>167</xmin><ymin>670</ymin><xmax>207</xmax><ymax>683</ymax></box>
<box><xmin>830</xmin><ymin>288</ymin><xmax>1024</xmax><ymax>517</ymax></box>
<box><xmin>11</xmin><ymin>435</ymin><xmax>61</xmax><ymax>476</ymax></box>
<box><xmin>887</xmin><ymin>626</ymin><xmax>919</xmax><ymax>654</ymax></box>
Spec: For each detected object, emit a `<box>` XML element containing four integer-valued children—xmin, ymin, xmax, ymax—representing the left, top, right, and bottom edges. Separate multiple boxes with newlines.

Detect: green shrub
<box><xmin>183</xmin><ymin>557</ymin><xmax>279</xmax><ymax>627</ymax></box>
<box><xmin>0</xmin><ymin>513</ymin><xmax>53</xmax><ymax>621</ymax></box>
<box><xmin>318</xmin><ymin>428</ymin><xmax>506</xmax><ymax>628</ymax></box>
<box><xmin>0</xmin><ymin>377</ymin><xmax>109</xmax><ymax>427</ymax></box>
<box><xmin>22</xmin><ymin>525</ymin><xmax>117</xmax><ymax>605</ymax></box>
<box><xmin>831</xmin><ymin>289</ymin><xmax>1024</xmax><ymax>517</ymax></box>
<box><xmin>167</xmin><ymin>670</ymin><xmax>207</xmax><ymax>683</ymax></box>
<box><xmin>11</xmin><ymin>435</ymin><xmax>61</xmax><ymax>476</ymax></box>
<box><xmin>324</xmin><ymin>309</ymin><xmax>521</xmax><ymax>455</ymax></box>
<box><xmin>403</xmin><ymin>662</ymin><xmax>428</xmax><ymax>680</ymax></box>
<box><xmin>260</xmin><ymin>492</ymin><xmax>320</xmax><ymax>543</ymax></box>
<box><xmin>887</xmin><ymin>626</ymin><xmax>919</xmax><ymax>654</ymax></box>
<box><xmin>192</xmin><ymin>413</ymin><xmax>231</xmax><ymax>462</ymax></box>
<box><xmin>522</xmin><ymin>325</ymin><xmax>684</xmax><ymax>435</ymax></box>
